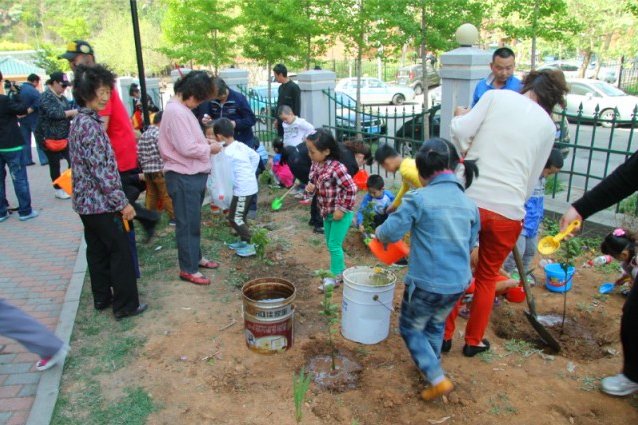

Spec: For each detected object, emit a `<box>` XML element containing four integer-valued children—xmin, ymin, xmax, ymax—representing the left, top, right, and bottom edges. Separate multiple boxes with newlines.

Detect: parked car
<box><xmin>564</xmin><ymin>78</ymin><xmax>638</xmax><ymax>127</ymax></box>
<box><xmin>538</xmin><ymin>61</ymin><xmax>581</xmax><ymax>79</ymax></box>
<box><xmin>395</xmin><ymin>63</ymin><xmax>440</xmax><ymax>95</ymax></box>
<box><xmin>395</xmin><ymin>107</ymin><xmax>570</xmax><ymax>159</ymax></box>
<box><xmin>333</xmin><ymin>92</ymin><xmax>387</xmax><ymax>141</ymax></box>
<box><xmin>335</xmin><ymin>77</ymin><xmax>415</xmax><ymax>105</ymax></box>
<box><xmin>585</xmin><ymin>66</ymin><xmax>617</xmax><ymax>84</ymax></box>
<box><xmin>247</xmin><ymin>86</ymin><xmax>278</xmax><ymax>123</ymax></box>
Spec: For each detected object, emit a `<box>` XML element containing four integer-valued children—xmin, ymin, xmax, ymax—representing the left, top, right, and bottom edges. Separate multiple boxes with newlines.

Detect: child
<box><xmin>601</xmin><ymin>228</ymin><xmax>637</xmax><ymax>296</ymax></box>
<box><xmin>356</xmin><ymin>174</ymin><xmax>395</xmax><ymax>234</ymax></box>
<box><xmin>278</xmin><ymin>105</ymin><xmax>315</xmax><ymax>148</ymax></box>
<box><xmin>374</xmin><ymin>144</ymin><xmax>422</xmax><ymax>212</ymax></box>
<box><xmin>213</xmin><ymin>118</ymin><xmax>261</xmax><ymax>257</ymax></box>
<box><xmin>305</xmin><ymin>129</ymin><xmax>357</xmax><ymax>289</ymax></box>
<box><xmin>503</xmin><ymin>148</ymin><xmax>564</xmax><ymax>278</ymax></box>
<box><xmin>137</xmin><ymin>111</ymin><xmax>176</xmax><ymax>225</ymax></box>
<box><xmin>376</xmin><ymin>137</ymin><xmax>480</xmax><ymax>401</ymax></box>
<box><xmin>269</xmin><ymin>137</ymin><xmax>295</xmax><ymax>188</ymax></box>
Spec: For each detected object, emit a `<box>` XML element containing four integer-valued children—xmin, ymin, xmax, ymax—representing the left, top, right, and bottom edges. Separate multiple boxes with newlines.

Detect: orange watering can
<box><xmin>368</xmin><ymin>239</ymin><xmax>409</xmax><ymax>265</ymax></box>
<box><xmin>52</xmin><ymin>169</ymin><xmax>72</xmax><ymax>196</ymax></box>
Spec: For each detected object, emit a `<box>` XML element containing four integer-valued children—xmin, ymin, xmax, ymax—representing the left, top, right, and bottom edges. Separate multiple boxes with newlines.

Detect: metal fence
<box><xmin>324</xmin><ymin>59</ymin><xmax>402</xmax><ymax>82</ymax></box>
<box><xmin>242</xmin><ymin>85</ymin><xmax>638</xmax><ymax>215</ymax></box>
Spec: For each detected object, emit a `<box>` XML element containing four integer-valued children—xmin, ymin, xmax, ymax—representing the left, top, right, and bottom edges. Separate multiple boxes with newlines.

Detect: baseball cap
<box><xmin>58</xmin><ymin>40</ymin><xmax>94</xmax><ymax>60</ymax></box>
<box><xmin>49</xmin><ymin>72</ymin><xmax>70</xmax><ymax>87</ymax></box>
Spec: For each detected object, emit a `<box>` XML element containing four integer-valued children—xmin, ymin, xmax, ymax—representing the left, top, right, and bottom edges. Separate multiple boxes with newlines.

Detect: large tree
<box><xmin>160</xmin><ymin>0</ymin><xmax>236</xmax><ymax>73</ymax></box>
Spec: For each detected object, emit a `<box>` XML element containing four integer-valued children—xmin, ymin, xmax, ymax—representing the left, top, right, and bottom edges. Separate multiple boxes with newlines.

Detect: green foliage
<box><xmin>292</xmin><ymin>368</ymin><xmax>312</xmax><ymax>423</ymax></box>
<box><xmin>250</xmin><ymin>227</ymin><xmax>270</xmax><ymax>260</ymax></box>
<box><xmin>319</xmin><ymin>276</ymin><xmax>339</xmax><ymax>370</ymax></box>
<box><xmin>619</xmin><ymin>193</ymin><xmax>638</xmax><ymax>216</ymax></box>
<box><xmin>161</xmin><ymin>0</ymin><xmax>235</xmax><ymax>72</ymax></box>
<box><xmin>34</xmin><ymin>43</ymin><xmax>67</xmax><ymax>74</ymax></box>
<box><xmin>494</xmin><ymin>0</ymin><xmax>580</xmax><ymax>43</ymax></box>
<box><xmin>544</xmin><ymin>174</ymin><xmax>564</xmax><ymax>195</ymax></box>
<box><xmin>360</xmin><ymin>203</ymin><xmax>377</xmax><ymax>234</ymax></box>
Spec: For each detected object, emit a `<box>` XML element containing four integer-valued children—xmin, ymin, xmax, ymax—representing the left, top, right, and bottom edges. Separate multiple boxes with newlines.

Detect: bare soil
<box><xmin>99</xmin><ymin>188</ymin><xmax>638</xmax><ymax>424</ymax></box>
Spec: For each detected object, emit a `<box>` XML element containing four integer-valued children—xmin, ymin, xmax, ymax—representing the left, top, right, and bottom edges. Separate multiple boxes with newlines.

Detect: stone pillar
<box><xmin>438</xmin><ymin>24</ymin><xmax>491</xmax><ymax>140</ymax></box>
<box><xmin>219</xmin><ymin>68</ymin><xmax>249</xmax><ymax>92</ymax></box>
<box><xmin>296</xmin><ymin>70</ymin><xmax>337</xmax><ymax>130</ymax></box>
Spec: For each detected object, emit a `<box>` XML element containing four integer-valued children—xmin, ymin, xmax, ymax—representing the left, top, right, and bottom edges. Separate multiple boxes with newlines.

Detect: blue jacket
<box><xmin>17</xmin><ymin>82</ymin><xmax>40</xmax><ymax>126</ymax></box>
<box><xmin>376</xmin><ymin>173</ymin><xmax>480</xmax><ymax>296</ymax></box>
<box><xmin>472</xmin><ymin>74</ymin><xmax>522</xmax><ymax>106</ymax></box>
<box><xmin>356</xmin><ymin>190</ymin><xmax>395</xmax><ymax>226</ymax></box>
<box><xmin>522</xmin><ymin>177</ymin><xmax>546</xmax><ymax>238</ymax></box>
<box><xmin>193</xmin><ymin>88</ymin><xmax>257</xmax><ymax>148</ymax></box>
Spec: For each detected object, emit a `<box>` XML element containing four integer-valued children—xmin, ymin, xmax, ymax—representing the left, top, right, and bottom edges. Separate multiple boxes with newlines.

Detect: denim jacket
<box><xmin>376</xmin><ymin>173</ymin><xmax>480</xmax><ymax>297</ymax></box>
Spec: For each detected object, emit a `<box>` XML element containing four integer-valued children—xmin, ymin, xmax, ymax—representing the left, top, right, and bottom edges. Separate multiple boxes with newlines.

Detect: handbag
<box><xmin>44</xmin><ymin>138</ymin><xmax>68</xmax><ymax>152</ymax></box>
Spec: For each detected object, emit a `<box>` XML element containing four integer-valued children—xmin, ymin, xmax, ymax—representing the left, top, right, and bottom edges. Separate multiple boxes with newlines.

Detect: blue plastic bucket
<box><xmin>544</xmin><ymin>263</ymin><xmax>575</xmax><ymax>293</ymax></box>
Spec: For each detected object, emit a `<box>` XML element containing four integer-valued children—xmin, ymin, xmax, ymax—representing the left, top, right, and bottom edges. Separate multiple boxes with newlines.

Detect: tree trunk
<box><xmin>421</xmin><ymin>5</ymin><xmax>429</xmax><ymax>140</ymax></box>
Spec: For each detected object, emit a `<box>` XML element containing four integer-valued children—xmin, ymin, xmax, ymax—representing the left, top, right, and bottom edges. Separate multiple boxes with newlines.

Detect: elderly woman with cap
<box><xmin>35</xmin><ymin>72</ymin><xmax>78</xmax><ymax>199</ymax></box>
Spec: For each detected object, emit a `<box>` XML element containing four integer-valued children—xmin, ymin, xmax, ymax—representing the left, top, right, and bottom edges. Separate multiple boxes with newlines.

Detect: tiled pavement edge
<box><xmin>0</xmin><ymin>156</ymin><xmax>85</xmax><ymax>425</ymax></box>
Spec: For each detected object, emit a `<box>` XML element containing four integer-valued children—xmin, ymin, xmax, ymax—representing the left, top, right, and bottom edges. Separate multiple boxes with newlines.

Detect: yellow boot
<box><xmin>421</xmin><ymin>377</ymin><xmax>454</xmax><ymax>401</ymax></box>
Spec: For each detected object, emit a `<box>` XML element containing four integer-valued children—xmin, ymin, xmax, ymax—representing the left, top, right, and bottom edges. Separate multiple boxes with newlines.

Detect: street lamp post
<box><xmin>130</xmin><ymin>0</ymin><xmax>150</xmax><ymax>129</ymax></box>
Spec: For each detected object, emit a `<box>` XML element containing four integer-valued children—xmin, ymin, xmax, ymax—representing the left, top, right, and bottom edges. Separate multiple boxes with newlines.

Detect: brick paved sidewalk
<box><xmin>0</xmin><ymin>157</ymin><xmax>84</xmax><ymax>425</ymax></box>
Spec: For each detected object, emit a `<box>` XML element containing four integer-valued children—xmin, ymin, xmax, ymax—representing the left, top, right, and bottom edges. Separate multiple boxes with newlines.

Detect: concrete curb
<box><xmin>26</xmin><ymin>238</ymin><xmax>87</xmax><ymax>425</ymax></box>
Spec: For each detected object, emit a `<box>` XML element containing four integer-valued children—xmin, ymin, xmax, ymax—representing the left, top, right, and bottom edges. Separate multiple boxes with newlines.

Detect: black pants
<box><xmin>119</xmin><ymin>169</ymin><xmax>159</xmax><ymax>233</ymax></box>
<box><xmin>80</xmin><ymin>213</ymin><xmax>140</xmax><ymax>315</ymax></box>
<box><xmin>44</xmin><ymin>149</ymin><xmax>70</xmax><ymax>188</ymax></box>
<box><xmin>229</xmin><ymin>194</ymin><xmax>256</xmax><ymax>242</ymax></box>
<box><xmin>622</xmin><ymin>278</ymin><xmax>638</xmax><ymax>382</ymax></box>
<box><xmin>310</xmin><ymin>194</ymin><xmax>322</xmax><ymax>228</ymax></box>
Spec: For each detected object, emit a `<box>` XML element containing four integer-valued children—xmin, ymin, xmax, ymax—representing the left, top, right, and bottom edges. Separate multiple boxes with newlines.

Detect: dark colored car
<box><xmin>395</xmin><ymin>106</ymin><xmax>570</xmax><ymax>159</ymax></box>
<box><xmin>395</xmin><ymin>63</ymin><xmax>440</xmax><ymax>95</ymax></box>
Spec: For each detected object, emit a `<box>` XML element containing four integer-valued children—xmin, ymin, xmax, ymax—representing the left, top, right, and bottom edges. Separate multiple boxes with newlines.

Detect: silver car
<box><xmin>564</xmin><ymin>79</ymin><xmax>638</xmax><ymax>127</ymax></box>
<box><xmin>335</xmin><ymin>77</ymin><xmax>415</xmax><ymax>105</ymax></box>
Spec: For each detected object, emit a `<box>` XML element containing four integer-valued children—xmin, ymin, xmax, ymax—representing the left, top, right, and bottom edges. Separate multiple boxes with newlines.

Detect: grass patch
<box><xmin>619</xmin><ymin>193</ymin><xmax>638</xmax><ymax>216</ymax></box>
<box><xmin>579</xmin><ymin>375</ymin><xmax>600</xmax><ymax>392</ymax></box>
<box><xmin>545</xmin><ymin>174</ymin><xmax>564</xmax><ymax>195</ymax></box>
<box><xmin>477</xmin><ymin>350</ymin><xmax>496</xmax><ymax>364</ymax></box>
<box><xmin>488</xmin><ymin>394</ymin><xmax>518</xmax><ymax>416</ymax></box>
<box><xmin>503</xmin><ymin>339</ymin><xmax>540</xmax><ymax>358</ymax></box>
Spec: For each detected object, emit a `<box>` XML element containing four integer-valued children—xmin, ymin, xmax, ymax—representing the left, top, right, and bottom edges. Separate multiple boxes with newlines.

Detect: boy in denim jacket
<box><xmin>376</xmin><ymin>138</ymin><xmax>479</xmax><ymax>401</ymax></box>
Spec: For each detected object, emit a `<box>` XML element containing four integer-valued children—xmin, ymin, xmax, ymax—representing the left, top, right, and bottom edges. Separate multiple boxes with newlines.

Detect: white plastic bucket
<box><xmin>341</xmin><ymin>266</ymin><xmax>397</xmax><ymax>345</ymax></box>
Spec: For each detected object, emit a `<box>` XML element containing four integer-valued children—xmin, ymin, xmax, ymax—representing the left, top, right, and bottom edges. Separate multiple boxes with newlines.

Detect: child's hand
<box><xmin>333</xmin><ymin>209</ymin><xmax>344</xmax><ymax>221</ymax></box>
<box><xmin>306</xmin><ymin>183</ymin><xmax>315</xmax><ymax>193</ymax></box>
<box><xmin>210</xmin><ymin>141</ymin><xmax>222</xmax><ymax>155</ymax></box>
<box><xmin>385</xmin><ymin>205</ymin><xmax>396</xmax><ymax>214</ymax></box>
<box><xmin>202</xmin><ymin>114</ymin><xmax>212</xmax><ymax>125</ymax></box>
<box><xmin>615</xmin><ymin>275</ymin><xmax>631</xmax><ymax>286</ymax></box>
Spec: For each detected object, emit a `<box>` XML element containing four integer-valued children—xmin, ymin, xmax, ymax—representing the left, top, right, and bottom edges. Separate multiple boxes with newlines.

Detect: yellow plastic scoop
<box><xmin>537</xmin><ymin>220</ymin><xmax>581</xmax><ymax>255</ymax></box>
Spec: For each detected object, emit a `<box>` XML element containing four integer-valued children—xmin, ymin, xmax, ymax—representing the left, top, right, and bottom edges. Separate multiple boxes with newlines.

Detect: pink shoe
<box><xmin>36</xmin><ymin>344</ymin><xmax>69</xmax><ymax>371</ymax></box>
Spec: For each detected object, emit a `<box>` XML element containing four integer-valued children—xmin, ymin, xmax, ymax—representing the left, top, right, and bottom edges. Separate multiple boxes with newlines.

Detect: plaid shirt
<box><xmin>309</xmin><ymin>159</ymin><xmax>357</xmax><ymax>218</ymax></box>
<box><xmin>137</xmin><ymin>125</ymin><xmax>163</xmax><ymax>173</ymax></box>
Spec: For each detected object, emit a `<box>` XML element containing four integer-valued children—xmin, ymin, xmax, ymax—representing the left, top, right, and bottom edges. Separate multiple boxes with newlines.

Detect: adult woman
<box><xmin>158</xmin><ymin>71</ymin><xmax>221</xmax><ymax>286</ymax></box>
<box><xmin>450</xmin><ymin>69</ymin><xmax>568</xmax><ymax>356</ymax></box>
<box><xmin>68</xmin><ymin>64</ymin><xmax>147</xmax><ymax>320</ymax></box>
<box><xmin>35</xmin><ymin>71</ymin><xmax>78</xmax><ymax>199</ymax></box>
<box><xmin>560</xmin><ymin>153</ymin><xmax>638</xmax><ymax>396</ymax></box>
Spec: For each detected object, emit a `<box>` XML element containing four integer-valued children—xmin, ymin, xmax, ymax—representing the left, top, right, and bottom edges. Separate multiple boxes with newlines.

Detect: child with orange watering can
<box><xmin>376</xmin><ymin>138</ymin><xmax>479</xmax><ymax>402</ymax></box>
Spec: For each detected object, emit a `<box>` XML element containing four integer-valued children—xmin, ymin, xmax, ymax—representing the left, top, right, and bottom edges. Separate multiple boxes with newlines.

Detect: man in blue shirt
<box><xmin>18</xmin><ymin>74</ymin><xmax>48</xmax><ymax>166</ymax></box>
<box><xmin>472</xmin><ymin>47</ymin><xmax>522</xmax><ymax>106</ymax></box>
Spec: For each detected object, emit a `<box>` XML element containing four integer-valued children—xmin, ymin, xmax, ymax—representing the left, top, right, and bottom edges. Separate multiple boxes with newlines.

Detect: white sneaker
<box><xmin>36</xmin><ymin>344</ymin><xmax>69</xmax><ymax>371</ymax></box>
<box><xmin>55</xmin><ymin>189</ymin><xmax>70</xmax><ymax>199</ymax></box>
<box><xmin>318</xmin><ymin>277</ymin><xmax>341</xmax><ymax>292</ymax></box>
<box><xmin>601</xmin><ymin>373</ymin><xmax>638</xmax><ymax>396</ymax></box>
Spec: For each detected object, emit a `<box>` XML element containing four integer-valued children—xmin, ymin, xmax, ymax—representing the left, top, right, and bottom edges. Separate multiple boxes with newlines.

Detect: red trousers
<box><xmin>464</xmin><ymin>209</ymin><xmax>521</xmax><ymax>346</ymax></box>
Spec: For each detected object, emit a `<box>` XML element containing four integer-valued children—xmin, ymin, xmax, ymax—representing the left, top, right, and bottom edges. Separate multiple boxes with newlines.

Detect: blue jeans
<box><xmin>0</xmin><ymin>150</ymin><xmax>33</xmax><ymax>217</ymax></box>
<box><xmin>399</xmin><ymin>286</ymin><xmax>463</xmax><ymax>383</ymax></box>
<box><xmin>19</xmin><ymin>121</ymin><xmax>48</xmax><ymax>165</ymax></box>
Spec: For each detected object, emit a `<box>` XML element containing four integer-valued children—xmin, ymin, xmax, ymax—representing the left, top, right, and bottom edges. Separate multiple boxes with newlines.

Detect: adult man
<box><xmin>18</xmin><ymin>74</ymin><xmax>48</xmax><ymax>166</ymax></box>
<box><xmin>273</xmin><ymin>63</ymin><xmax>300</xmax><ymax>137</ymax></box>
<box><xmin>195</xmin><ymin>78</ymin><xmax>257</xmax><ymax>148</ymax></box>
<box><xmin>472</xmin><ymin>47</ymin><xmax>522</xmax><ymax>106</ymax></box>
<box><xmin>59</xmin><ymin>40</ymin><xmax>158</xmax><ymax>240</ymax></box>
<box><xmin>0</xmin><ymin>71</ymin><xmax>38</xmax><ymax>222</ymax></box>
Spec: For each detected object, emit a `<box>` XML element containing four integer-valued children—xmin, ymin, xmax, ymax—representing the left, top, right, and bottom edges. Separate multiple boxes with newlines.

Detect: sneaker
<box><xmin>236</xmin><ymin>244</ymin><xmax>257</xmax><ymax>257</ymax></box>
<box><xmin>19</xmin><ymin>210</ymin><xmax>39</xmax><ymax>221</ymax></box>
<box><xmin>54</xmin><ymin>188</ymin><xmax>70</xmax><ymax>199</ymax></box>
<box><xmin>0</xmin><ymin>213</ymin><xmax>9</xmax><ymax>223</ymax></box>
<box><xmin>601</xmin><ymin>374</ymin><xmax>638</xmax><ymax>396</ymax></box>
<box><xmin>36</xmin><ymin>344</ymin><xmax>69</xmax><ymax>372</ymax></box>
<box><xmin>168</xmin><ymin>219</ymin><xmax>176</xmax><ymax>226</ymax></box>
<box><xmin>421</xmin><ymin>377</ymin><xmax>454</xmax><ymax>401</ymax></box>
<box><xmin>393</xmin><ymin>258</ymin><xmax>408</xmax><ymax>267</ymax></box>
<box><xmin>298</xmin><ymin>198</ymin><xmax>311</xmax><ymax>206</ymax></box>
<box><xmin>210</xmin><ymin>205</ymin><xmax>221</xmax><ymax>214</ymax></box>
<box><xmin>227</xmin><ymin>240</ymin><xmax>249</xmax><ymax>250</ymax></box>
